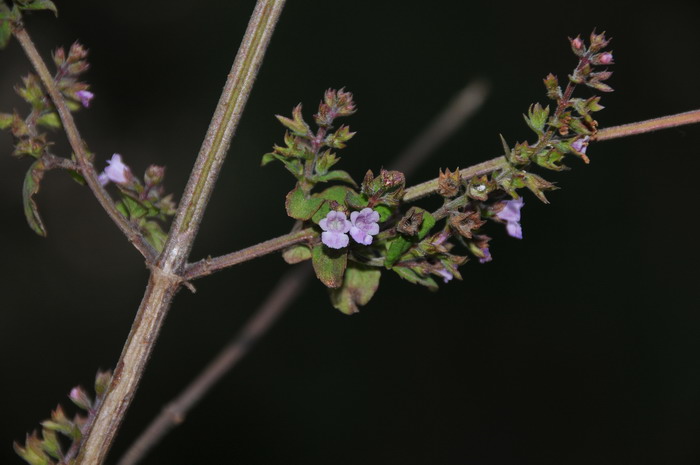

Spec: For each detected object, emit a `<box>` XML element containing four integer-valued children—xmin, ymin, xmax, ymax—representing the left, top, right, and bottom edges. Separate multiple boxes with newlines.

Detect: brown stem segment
<box><xmin>593</xmin><ymin>109</ymin><xmax>700</xmax><ymax>141</ymax></box>
<box><xmin>73</xmin><ymin>2</ymin><xmax>287</xmax><ymax>464</ymax></box>
<box><xmin>116</xmin><ymin>265</ymin><xmax>312</xmax><ymax>465</ymax></box>
<box><xmin>12</xmin><ymin>25</ymin><xmax>156</xmax><ymax>261</ymax></box>
<box><xmin>159</xmin><ymin>0</ymin><xmax>286</xmax><ymax>274</ymax></box>
<box><xmin>184</xmin><ymin>228</ymin><xmax>316</xmax><ymax>281</ymax></box>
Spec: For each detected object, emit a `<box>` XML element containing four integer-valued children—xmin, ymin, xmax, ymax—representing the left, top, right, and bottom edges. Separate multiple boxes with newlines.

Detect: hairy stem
<box><xmin>73</xmin><ymin>2</ymin><xmax>286</xmax><ymax>464</ymax></box>
<box><xmin>593</xmin><ymin>109</ymin><xmax>700</xmax><ymax>141</ymax></box>
<box><xmin>116</xmin><ymin>78</ymin><xmax>492</xmax><ymax>464</ymax></box>
<box><xmin>116</xmin><ymin>265</ymin><xmax>312</xmax><ymax>465</ymax></box>
<box><xmin>183</xmin><ymin>228</ymin><xmax>316</xmax><ymax>281</ymax></box>
<box><xmin>12</xmin><ymin>25</ymin><xmax>156</xmax><ymax>261</ymax></box>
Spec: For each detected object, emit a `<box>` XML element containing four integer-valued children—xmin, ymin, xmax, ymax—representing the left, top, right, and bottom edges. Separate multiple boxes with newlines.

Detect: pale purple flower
<box><xmin>496</xmin><ymin>197</ymin><xmax>524</xmax><ymax>239</ymax></box>
<box><xmin>76</xmin><ymin>90</ymin><xmax>94</xmax><ymax>108</ymax></box>
<box><xmin>436</xmin><ymin>267</ymin><xmax>453</xmax><ymax>283</ymax></box>
<box><xmin>319</xmin><ymin>211</ymin><xmax>351</xmax><ymax>249</ymax></box>
<box><xmin>99</xmin><ymin>153</ymin><xmax>130</xmax><ymax>186</ymax></box>
<box><xmin>479</xmin><ymin>247</ymin><xmax>492</xmax><ymax>264</ymax></box>
<box><xmin>572</xmin><ymin>136</ymin><xmax>589</xmax><ymax>154</ymax></box>
<box><xmin>349</xmin><ymin>207</ymin><xmax>380</xmax><ymax>245</ymax></box>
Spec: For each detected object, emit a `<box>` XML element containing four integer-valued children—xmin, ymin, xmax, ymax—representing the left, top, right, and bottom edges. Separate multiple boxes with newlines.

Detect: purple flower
<box><xmin>349</xmin><ymin>207</ymin><xmax>380</xmax><ymax>245</ymax></box>
<box><xmin>319</xmin><ymin>211</ymin><xmax>351</xmax><ymax>249</ymax></box>
<box><xmin>76</xmin><ymin>90</ymin><xmax>94</xmax><ymax>108</ymax></box>
<box><xmin>479</xmin><ymin>247</ymin><xmax>492</xmax><ymax>264</ymax></box>
<box><xmin>572</xmin><ymin>136</ymin><xmax>589</xmax><ymax>154</ymax></box>
<box><xmin>436</xmin><ymin>267</ymin><xmax>453</xmax><ymax>283</ymax></box>
<box><xmin>496</xmin><ymin>197</ymin><xmax>524</xmax><ymax>239</ymax></box>
<box><xmin>99</xmin><ymin>153</ymin><xmax>131</xmax><ymax>186</ymax></box>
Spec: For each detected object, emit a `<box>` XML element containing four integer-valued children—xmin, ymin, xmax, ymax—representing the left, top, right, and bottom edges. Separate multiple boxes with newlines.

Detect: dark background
<box><xmin>2</xmin><ymin>1</ymin><xmax>700</xmax><ymax>464</ymax></box>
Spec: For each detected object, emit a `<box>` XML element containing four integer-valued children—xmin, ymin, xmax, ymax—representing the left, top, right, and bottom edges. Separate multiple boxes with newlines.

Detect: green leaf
<box><xmin>40</xmin><ymin>429</ymin><xmax>61</xmax><ymax>460</ymax></box>
<box><xmin>311</xmin><ymin>185</ymin><xmax>354</xmax><ymax>223</ymax></box>
<box><xmin>0</xmin><ymin>19</ymin><xmax>11</xmax><ymax>50</ymax></box>
<box><xmin>282</xmin><ymin>244</ymin><xmax>312</xmax><ymax>264</ymax></box>
<box><xmin>36</xmin><ymin>112</ymin><xmax>61</xmax><ymax>129</ymax></box>
<box><xmin>392</xmin><ymin>266</ymin><xmax>438</xmax><ymax>291</ymax></box>
<box><xmin>0</xmin><ymin>112</ymin><xmax>13</xmax><ymax>129</ymax></box>
<box><xmin>345</xmin><ymin>191</ymin><xmax>368</xmax><ymax>210</ymax></box>
<box><xmin>312</xmin><ymin>244</ymin><xmax>347</xmax><ymax>288</ymax></box>
<box><xmin>285</xmin><ymin>186</ymin><xmax>324</xmax><ymax>220</ymax></box>
<box><xmin>330</xmin><ymin>264</ymin><xmax>381</xmax><ymax>314</ymax></box>
<box><xmin>22</xmin><ymin>159</ymin><xmax>47</xmax><ymax>236</ymax></box>
<box><xmin>416</xmin><ymin>210</ymin><xmax>435</xmax><ymax>240</ymax></box>
<box><xmin>313</xmin><ymin>169</ymin><xmax>358</xmax><ymax>187</ymax></box>
<box><xmin>524</xmin><ymin>103</ymin><xmax>550</xmax><ymax>134</ymax></box>
<box><xmin>141</xmin><ymin>220</ymin><xmax>168</xmax><ymax>252</ymax></box>
<box><xmin>121</xmin><ymin>196</ymin><xmax>148</xmax><ymax>219</ymax></box>
<box><xmin>68</xmin><ymin>169</ymin><xmax>85</xmax><ymax>185</ymax></box>
<box><xmin>374</xmin><ymin>204</ymin><xmax>393</xmax><ymax>222</ymax></box>
<box><xmin>315</xmin><ymin>150</ymin><xmax>340</xmax><ymax>175</ymax></box>
<box><xmin>275</xmin><ymin>104</ymin><xmax>309</xmax><ymax>136</ymax></box>
<box><xmin>384</xmin><ymin>236</ymin><xmax>411</xmax><ymax>268</ymax></box>
<box><xmin>261</xmin><ymin>152</ymin><xmax>277</xmax><ymax>166</ymax></box>
<box><xmin>17</xmin><ymin>0</ymin><xmax>57</xmax><ymax>16</ymax></box>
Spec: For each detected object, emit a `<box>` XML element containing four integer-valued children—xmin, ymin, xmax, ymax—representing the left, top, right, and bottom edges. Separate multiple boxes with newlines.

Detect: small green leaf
<box><xmin>23</xmin><ymin>159</ymin><xmax>47</xmax><ymax>236</ymax></box>
<box><xmin>68</xmin><ymin>169</ymin><xmax>85</xmax><ymax>185</ymax></box>
<box><xmin>0</xmin><ymin>112</ymin><xmax>13</xmax><ymax>129</ymax></box>
<box><xmin>310</xmin><ymin>185</ymin><xmax>355</xmax><ymax>223</ymax></box>
<box><xmin>40</xmin><ymin>429</ymin><xmax>61</xmax><ymax>460</ymax></box>
<box><xmin>141</xmin><ymin>220</ymin><xmax>168</xmax><ymax>252</ymax></box>
<box><xmin>345</xmin><ymin>191</ymin><xmax>368</xmax><ymax>210</ymax></box>
<box><xmin>315</xmin><ymin>150</ymin><xmax>340</xmax><ymax>175</ymax></box>
<box><xmin>313</xmin><ymin>169</ymin><xmax>358</xmax><ymax>187</ymax></box>
<box><xmin>282</xmin><ymin>244</ymin><xmax>312</xmax><ymax>264</ymax></box>
<box><xmin>330</xmin><ymin>264</ymin><xmax>381</xmax><ymax>314</ymax></box>
<box><xmin>36</xmin><ymin>112</ymin><xmax>61</xmax><ymax>129</ymax></box>
<box><xmin>385</xmin><ymin>236</ymin><xmax>411</xmax><ymax>268</ymax></box>
<box><xmin>275</xmin><ymin>104</ymin><xmax>309</xmax><ymax>136</ymax></box>
<box><xmin>312</xmin><ymin>244</ymin><xmax>347</xmax><ymax>288</ymax></box>
<box><xmin>392</xmin><ymin>266</ymin><xmax>439</xmax><ymax>291</ymax></box>
<box><xmin>121</xmin><ymin>196</ymin><xmax>148</xmax><ymax>219</ymax></box>
<box><xmin>261</xmin><ymin>152</ymin><xmax>277</xmax><ymax>166</ymax></box>
<box><xmin>286</xmin><ymin>186</ymin><xmax>324</xmax><ymax>220</ymax></box>
<box><xmin>17</xmin><ymin>0</ymin><xmax>57</xmax><ymax>16</ymax></box>
<box><xmin>524</xmin><ymin>103</ymin><xmax>549</xmax><ymax>134</ymax></box>
<box><xmin>0</xmin><ymin>20</ymin><xmax>10</xmax><ymax>49</ymax></box>
<box><xmin>374</xmin><ymin>204</ymin><xmax>393</xmax><ymax>222</ymax></box>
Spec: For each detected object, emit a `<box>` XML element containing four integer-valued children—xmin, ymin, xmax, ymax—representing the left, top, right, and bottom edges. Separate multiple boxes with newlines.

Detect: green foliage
<box><xmin>262</xmin><ymin>33</ymin><xmax>614</xmax><ymax>314</ymax></box>
<box><xmin>330</xmin><ymin>265</ymin><xmax>381</xmax><ymax>314</ymax></box>
<box><xmin>23</xmin><ymin>159</ymin><xmax>47</xmax><ymax>236</ymax></box>
<box><xmin>14</xmin><ymin>370</ymin><xmax>112</xmax><ymax>465</ymax></box>
<box><xmin>110</xmin><ymin>164</ymin><xmax>177</xmax><ymax>253</ymax></box>
<box><xmin>312</xmin><ymin>244</ymin><xmax>347</xmax><ymax>288</ymax></box>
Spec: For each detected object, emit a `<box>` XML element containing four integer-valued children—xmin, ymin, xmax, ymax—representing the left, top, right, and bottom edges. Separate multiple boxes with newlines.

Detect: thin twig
<box><xmin>117</xmin><ymin>78</ymin><xmax>491</xmax><ymax>465</ymax></box>
<box><xmin>593</xmin><ymin>109</ymin><xmax>700</xmax><ymax>141</ymax></box>
<box><xmin>183</xmin><ymin>228</ymin><xmax>316</xmax><ymax>281</ymax></box>
<box><xmin>73</xmin><ymin>2</ymin><xmax>286</xmax><ymax>464</ymax></box>
<box><xmin>12</xmin><ymin>25</ymin><xmax>157</xmax><ymax>261</ymax></box>
<box><xmin>116</xmin><ymin>265</ymin><xmax>312</xmax><ymax>465</ymax></box>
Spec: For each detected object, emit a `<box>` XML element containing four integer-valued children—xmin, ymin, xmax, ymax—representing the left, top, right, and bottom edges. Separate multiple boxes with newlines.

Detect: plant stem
<box><xmin>402</xmin><ymin>156</ymin><xmax>509</xmax><ymax>202</ymax></box>
<box><xmin>117</xmin><ymin>78</ymin><xmax>492</xmax><ymax>465</ymax></box>
<box><xmin>12</xmin><ymin>25</ymin><xmax>156</xmax><ymax>261</ymax></box>
<box><xmin>116</xmin><ymin>265</ymin><xmax>312</xmax><ymax>465</ymax></box>
<box><xmin>73</xmin><ymin>2</ymin><xmax>286</xmax><ymax>464</ymax></box>
<box><xmin>183</xmin><ymin>228</ymin><xmax>316</xmax><ymax>281</ymax></box>
<box><xmin>593</xmin><ymin>109</ymin><xmax>700</xmax><ymax>141</ymax></box>
<box><xmin>158</xmin><ymin>0</ymin><xmax>285</xmax><ymax>274</ymax></box>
